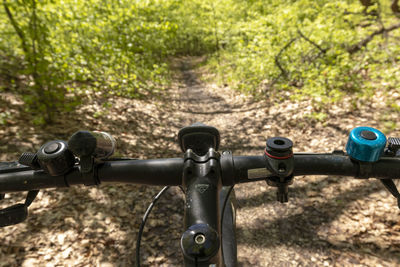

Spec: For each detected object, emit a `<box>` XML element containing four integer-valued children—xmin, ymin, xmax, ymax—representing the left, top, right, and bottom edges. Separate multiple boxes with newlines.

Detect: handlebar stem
<box><xmin>181</xmin><ymin>149</ymin><xmax>222</xmax><ymax>266</ymax></box>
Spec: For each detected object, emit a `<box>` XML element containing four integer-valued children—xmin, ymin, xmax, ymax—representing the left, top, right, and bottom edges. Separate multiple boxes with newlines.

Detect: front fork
<box><xmin>181</xmin><ymin>149</ymin><xmax>223</xmax><ymax>266</ymax></box>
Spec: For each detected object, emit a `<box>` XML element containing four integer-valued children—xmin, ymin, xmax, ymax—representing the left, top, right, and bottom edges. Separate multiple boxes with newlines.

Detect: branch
<box><xmin>297</xmin><ymin>29</ymin><xmax>327</xmax><ymax>54</ymax></box>
<box><xmin>275</xmin><ymin>37</ymin><xmax>297</xmax><ymax>79</ymax></box>
<box><xmin>392</xmin><ymin>0</ymin><xmax>400</xmax><ymax>15</ymax></box>
<box><xmin>3</xmin><ymin>0</ymin><xmax>29</xmax><ymax>54</ymax></box>
<box><xmin>347</xmin><ymin>22</ymin><xmax>400</xmax><ymax>54</ymax></box>
<box><xmin>359</xmin><ymin>0</ymin><xmax>374</xmax><ymax>7</ymax></box>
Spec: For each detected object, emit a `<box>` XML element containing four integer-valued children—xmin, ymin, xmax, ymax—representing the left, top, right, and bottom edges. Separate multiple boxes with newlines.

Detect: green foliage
<box><xmin>204</xmin><ymin>0</ymin><xmax>400</xmax><ymax>109</ymax></box>
<box><xmin>0</xmin><ymin>0</ymin><xmax>217</xmax><ymax>122</ymax></box>
<box><xmin>1</xmin><ymin>0</ymin><xmax>400</xmax><ymax>122</ymax></box>
<box><xmin>2</xmin><ymin>0</ymin><xmax>70</xmax><ymax>123</ymax></box>
<box><xmin>306</xmin><ymin>112</ymin><xmax>328</xmax><ymax>123</ymax></box>
<box><xmin>43</xmin><ymin>0</ymin><xmax>179</xmax><ymax>96</ymax></box>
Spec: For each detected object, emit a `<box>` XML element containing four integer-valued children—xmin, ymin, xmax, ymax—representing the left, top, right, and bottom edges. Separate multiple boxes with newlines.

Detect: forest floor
<box><xmin>0</xmin><ymin>56</ymin><xmax>400</xmax><ymax>266</ymax></box>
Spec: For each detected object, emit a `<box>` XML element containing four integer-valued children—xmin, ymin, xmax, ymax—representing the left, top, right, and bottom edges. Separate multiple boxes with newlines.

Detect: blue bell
<box><xmin>346</xmin><ymin>127</ymin><xmax>386</xmax><ymax>162</ymax></box>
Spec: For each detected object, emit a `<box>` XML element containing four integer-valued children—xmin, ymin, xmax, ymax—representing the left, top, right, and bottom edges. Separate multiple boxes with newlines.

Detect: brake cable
<box><xmin>220</xmin><ymin>185</ymin><xmax>235</xmax><ymax>263</ymax></box>
<box><xmin>135</xmin><ymin>186</ymin><xmax>170</xmax><ymax>267</ymax></box>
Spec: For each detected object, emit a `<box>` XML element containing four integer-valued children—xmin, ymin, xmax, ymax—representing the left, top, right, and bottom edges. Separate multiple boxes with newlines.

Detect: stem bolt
<box><xmin>194</xmin><ymin>234</ymin><xmax>206</xmax><ymax>245</ymax></box>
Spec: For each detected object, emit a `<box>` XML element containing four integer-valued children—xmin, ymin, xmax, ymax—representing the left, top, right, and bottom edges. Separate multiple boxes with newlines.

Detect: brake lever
<box><xmin>381</xmin><ymin>137</ymin><xmax>400</xmax><ymax>209</ymax></box>
<box><xmin>380</xmin><ymin>179</ymin><xmax>400</xmax><ymax>209</ymax></box>
<box><xmin>0</xmin><ymin>190</ymin><xmax>39</xmax><ymax>227</ymax></box>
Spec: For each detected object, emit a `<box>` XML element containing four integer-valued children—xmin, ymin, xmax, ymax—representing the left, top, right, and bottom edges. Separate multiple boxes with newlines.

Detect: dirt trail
<box><xmin>0</xmin><ymin>57</ymin><xmax>399</xmax><ymax>266</ymax></box>
<box><xmin>170</xmin><ymin>57</ymin><xmax>270</xmax><ymax>155</ymax></box>
<box><xmin>178</xmin><ymin>59</ymin><xmax>237</xmax><ymax>118</ymax></box>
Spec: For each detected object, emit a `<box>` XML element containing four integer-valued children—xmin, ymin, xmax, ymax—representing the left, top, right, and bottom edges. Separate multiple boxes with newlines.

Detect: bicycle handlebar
<box><xmin>1</xmin><ymin>153</ymin><xmax>399</xmax><ymax>194</ymax></box>
<box><xmin>2</xmin><ymin>124</ymin><xmax>400</xmax><ymax>266</ymax></box>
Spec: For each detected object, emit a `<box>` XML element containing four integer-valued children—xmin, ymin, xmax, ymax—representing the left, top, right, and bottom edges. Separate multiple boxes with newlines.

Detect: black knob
<box><xmin>181</xmin><ymin>223</ymin><xmax>219</xmax><ymax>262</ymax></box>
<box><xmin>266</xmin><ymin>137</ymin><xmax>293</xmax><ymax>158</ymax></box>
<box><xmin>44</xmin><ymin>142</ymin><xmax>61</xmax><ymax>154</ymax></box>
<box><xmin>36</xmin><ymin>141</ymin><xmax>75</xmax><ymax>176</ymax></box>
<box><xmin>360</xmin><ymin>130</ymin><xmax>377</xmax><ymax>140</ymax></box>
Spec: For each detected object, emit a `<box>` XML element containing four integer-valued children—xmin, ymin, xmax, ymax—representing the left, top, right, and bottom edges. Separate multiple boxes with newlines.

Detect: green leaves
<box><xmin>1</xmin><ymin>0</ymin><xmax>191</xmax><ymax>120</ymax></box>
<box><xmin>2</xmin><ymin>0</ymin><xmax>400</xmax><ymax>122</ymax></box>
<box><xmin>203</xmin><ymin>0</ymin><xmax>400</xmax><ymax>112</ymax></box>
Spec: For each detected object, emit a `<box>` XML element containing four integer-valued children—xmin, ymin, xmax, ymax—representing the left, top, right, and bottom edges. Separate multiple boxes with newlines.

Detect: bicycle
<box><xmin>1</xmin><ymin>123</ymin><xmax>399</xmax><ymax>266</ymax></box>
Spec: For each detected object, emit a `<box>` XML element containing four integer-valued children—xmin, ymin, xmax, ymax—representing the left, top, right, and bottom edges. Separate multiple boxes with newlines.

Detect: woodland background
<box><xmin>0</xmin><ymin>0</ymin><xmax>400</xmax><ymax>125</ymax></box>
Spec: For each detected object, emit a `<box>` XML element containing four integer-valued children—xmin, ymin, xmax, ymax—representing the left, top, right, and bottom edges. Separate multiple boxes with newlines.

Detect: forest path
<box><xmin>166</xmin><ymin>56</ymin><xmax>269</xmax><ymax>154</ymax></box>
<box><xmin>0</xmin><ymin>57</ymin><xmax>399</xmax><ymax>267</ymax></box>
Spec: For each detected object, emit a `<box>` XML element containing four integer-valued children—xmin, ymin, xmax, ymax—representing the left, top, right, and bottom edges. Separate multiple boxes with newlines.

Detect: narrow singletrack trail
<box><xmin>167</xmin><ymin>57</ymin><xmax>271</xmax><ymax>155</ymax></box>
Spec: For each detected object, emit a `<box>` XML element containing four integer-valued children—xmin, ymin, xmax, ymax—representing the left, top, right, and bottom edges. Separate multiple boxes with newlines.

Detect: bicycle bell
<box><xmin>346</xmin><ymin>126</ymin><xmax>386</xmax><ymax>162</ymax></box>
<box><xmin>36</xmin><ymin>140</ymin><xmax>75</xmax><ymax>176</ymax></box>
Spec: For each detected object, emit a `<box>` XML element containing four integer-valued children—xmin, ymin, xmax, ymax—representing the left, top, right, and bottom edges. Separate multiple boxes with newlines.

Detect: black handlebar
<box><xmin>3</xmin><ymin>124</ymin><xmax>400</xmax><ymax>266</ymax></box>
<box><xmin>1</xmin><ymin>153</ymin><xmax>399</xmax><ymax>194</ymax></box>
<box><xmin>1</xmin><ymin>149</ymin><xmax>400</xmax><ymax>265</ymax></box>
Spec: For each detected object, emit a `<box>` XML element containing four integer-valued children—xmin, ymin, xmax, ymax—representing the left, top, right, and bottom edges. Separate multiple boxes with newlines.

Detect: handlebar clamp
<box><xmin>264</xmin><ymin>137</ymin><xmax>294</xmax><ymax>203</ymax></box>
<box><xmin>79</xmin><ymin>155</ymin><xmax>99</xmax><ymax>186</ymax></box>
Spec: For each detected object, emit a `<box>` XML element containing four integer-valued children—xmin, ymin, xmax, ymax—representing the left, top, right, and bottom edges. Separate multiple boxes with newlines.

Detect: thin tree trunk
<box><xmin>3</xmin><ymin>0</ymin><xmax>29</xmax><ymax>54</ymax></box>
